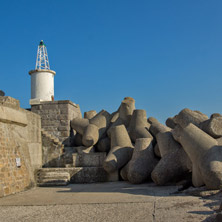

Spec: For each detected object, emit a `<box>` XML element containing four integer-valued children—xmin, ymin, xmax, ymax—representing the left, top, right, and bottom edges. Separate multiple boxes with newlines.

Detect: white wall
<box><xmin>31</xmin><ymin>71</ymin><xmax>55</xmax><ymax>101</ymax></box>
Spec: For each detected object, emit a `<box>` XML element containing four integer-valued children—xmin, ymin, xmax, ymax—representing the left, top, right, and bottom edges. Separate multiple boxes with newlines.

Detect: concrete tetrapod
<box><xmin>156</xmin><ymin>131</ymin><xmax>181</xmax><ymax>157</ymax></box>
<box><xmin>97</xmin><ymin>137</ymin><xmax>111</xmax><ymax>152</ymax></box>
<box><xmin>89</xmin><ymin>110</ymin><xmax>111</xmax><ymax>132</ymax></box>
<box><xmin>147</xmin><ymin>117</ymin><xmax>158</xmax><ymax>124</ymax></box>
<box><xmin>76</xmin><ymin>146</ymin><xmax>95</xmax><ymax>154</ymax></box>
<box><xmin>120</xmin><ymin>162</ymin><xmax>130</xmax><ymax>181</ymax></box>
<box><xmin>165</xmin><ymin>117</ymin><xmax>176</xmax><ymax>129</ymax></box>
<box><xmin>127</xmin><ymin>138</ymin><xmax>158</xmax><ymax>184</ymax></box>
<box><xmin>172</xmin><ymin>123</ymin><xmax>222</xmax><ymax>189</ymax></box>
<box><xmin>211</xmin><ymin>113</ymin><xmax>222</xmax><ymax>118</ymax></box>
<box><xmin>149</xmin><ymin>120</ymin><xmax>171</xmax><ymax>137</ymax></box>
<box><xmin>82</xmin><ymin>110</ymin><xmax>111</xmax><ymax>147</ymax></box>
<box><xmin>200</xmin><ymin>117</ymin><xmax>222</xmax><ymax>138</ymax></box>
<box><xmin>154</xmin><ymin>143</ymin><xmax>161</xmax><ymax>158</ymax></box>
<box><xmin>71</xmin><ymin>118</ymin><xmax>89</xmax><ymax>135</ymax></box>
<box><xmin>82</xmin><ymin>124</ymin><xmax>99</xmax><ymax>147</ymax></box>
<box><xmin>119</xmin><ymin>97</ymin><xmax>135</xmax><ymax>125</ymax></box>
<box><xmin>173</xmin><ymin>108</ymin><xmax>208</xmax><ymax>128</ymax></box>
<box><xmin>151</xmin><ymin>147</ymin><xmax>191</xmax><ymax>185</ymax></box>
<box><xmin>103</xmin><ymin>125</ymin><xmax>134</xmax><ymax>173</ymax></box>
<box><xmin>74</xmin><ymin>133</ymin><xmax>83</xmax><ymax>146</ymax></box>
<box><xmin>128</xmin><ymin>109</ymin><xmax>153</xmax><ymax>143</ymax></box>
<box><xmin>107</xmin><ymin>97</ymin><xmax>135</xmax><ymax>137</ymax></box>
<box><xmin>84</xmin><ymin>110</ymin><xmax>97</xmax><ymax>120</ymax></box>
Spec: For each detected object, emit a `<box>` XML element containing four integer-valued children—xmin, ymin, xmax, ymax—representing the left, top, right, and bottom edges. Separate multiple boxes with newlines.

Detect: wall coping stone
<box><xmin>0</xmin><ymin>106</ymin><xmax>28</xmax><ymax>126</ymax></box>
<box><xmin>31</xmin><ymin>100</ymin><xmax>79</xmax><ymax>108</ymax></box>
<box><xmin>0</xmin><ymin>96</ymin><xmax>20</xmax><ymax>109</ymax></box>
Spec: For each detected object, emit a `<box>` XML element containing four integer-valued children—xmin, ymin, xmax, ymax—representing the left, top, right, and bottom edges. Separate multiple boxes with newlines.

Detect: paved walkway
<box><xmin>0</xmin><ymin>182</ymin><xmax>220</xmax><ymax>222</ymax></box>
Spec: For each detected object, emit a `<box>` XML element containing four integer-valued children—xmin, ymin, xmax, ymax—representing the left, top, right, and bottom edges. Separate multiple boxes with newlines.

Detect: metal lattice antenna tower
<box><xmin>35</xmin><ymin>40</ymin><xmax>50</xmax><ymax>70</ymax></box>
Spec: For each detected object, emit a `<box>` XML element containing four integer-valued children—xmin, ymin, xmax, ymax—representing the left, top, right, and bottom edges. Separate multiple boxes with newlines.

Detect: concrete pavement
<box><xmin>0</xmin><ymin>182</ymin><xmax>220</xmax><ymax>222</ymax></box>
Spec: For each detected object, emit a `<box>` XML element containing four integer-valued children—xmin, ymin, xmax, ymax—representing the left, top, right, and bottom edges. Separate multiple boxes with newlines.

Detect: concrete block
<box><xmin>69</xmin><ymin>167</ymin><xmax>117</xmax><ymax>183</ymax></box>
<box><xmin>73</xmin><ymin>152</ymin><xmax>106</xmax><ymax>167</ymax></box>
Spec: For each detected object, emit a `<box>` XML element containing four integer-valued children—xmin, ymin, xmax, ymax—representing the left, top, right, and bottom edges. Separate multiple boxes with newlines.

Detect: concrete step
<box><xmin>37</xmin><ymin>181</ymin><xmax>69</xmax><ymax>187</ymax></box>
<box><xmin>38</xmin><ymin>173</ymin><xmax>70</xmax><ymax>180</ymax></box>
<box><xmin>73</xmin><ymin>152</ymin><xmax>106</xmax><ymax>167</ymax></box>
<box><xmin>36</xmin><ymin>170</ymin><xmax>70</xmax><ymax>187</ymax></box>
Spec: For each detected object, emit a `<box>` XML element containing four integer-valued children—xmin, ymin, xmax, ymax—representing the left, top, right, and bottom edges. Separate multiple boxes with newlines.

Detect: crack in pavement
<box><xmin>152</xmin><ymin>200</ymin><xmax>156</xmax><ymax>222</ymax></box>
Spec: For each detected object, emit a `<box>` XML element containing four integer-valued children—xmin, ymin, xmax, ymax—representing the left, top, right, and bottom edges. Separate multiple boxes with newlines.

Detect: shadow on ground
<box><xmin>56</xmin><ymin>181</ymin><xmax>183</xmax><ymax>197</ymax></box>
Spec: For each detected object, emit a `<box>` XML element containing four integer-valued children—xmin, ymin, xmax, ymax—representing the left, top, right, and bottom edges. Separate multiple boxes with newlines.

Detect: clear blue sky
<box><xmin>1</xmin><ymin>0</ymin><xmax>222</xmax><ymax>123</ymax></box>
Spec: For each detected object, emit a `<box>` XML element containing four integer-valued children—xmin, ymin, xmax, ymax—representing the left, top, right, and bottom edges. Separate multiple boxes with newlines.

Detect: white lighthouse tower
<box><xmin>29</xmin><ymin>40</ymin><xmax>56</xmax><ymax>105</ymax></box>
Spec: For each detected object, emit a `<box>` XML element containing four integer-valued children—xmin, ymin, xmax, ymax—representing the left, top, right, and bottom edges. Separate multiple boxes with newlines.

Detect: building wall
<box><xmin>31</xmin><ymin>100</ymin><xmax>81</xmax><ymax>146</ymax></box>
<box><xmin>0</xmin><ymin>97</ymin><xmax>42</xmax><ymax>198</ymax></box>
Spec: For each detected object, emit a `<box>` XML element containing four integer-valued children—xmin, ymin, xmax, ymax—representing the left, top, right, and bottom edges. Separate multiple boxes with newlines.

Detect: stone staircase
<box><xmin>41</xmin><ymin>130</ymin><xmax>63</xmax><ymax>145</ymax></box>
<box><xmin>41</xmin><ymin>130</ymin><xmax>64</xmax><ymax>168</ymax></box>
<box><xmin>36</xmin><ymin>150</ymin><xmax>118</xmax><ymax>186</ymax></box>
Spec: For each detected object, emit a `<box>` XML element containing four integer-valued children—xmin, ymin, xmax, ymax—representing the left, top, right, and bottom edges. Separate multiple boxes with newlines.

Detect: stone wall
<box><xmin>0</xmin><ymin>97</ymin><xmax>42</xmax><ymax>197</ymax></box>
<box><xmin>31</xmin><ymin>100</ymin><xmax>81</xmax><ymax>146</ymax></box>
